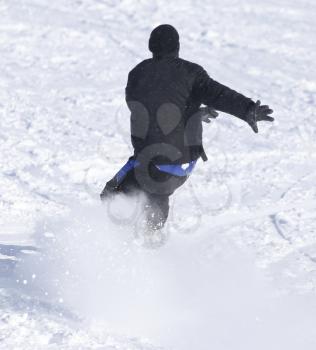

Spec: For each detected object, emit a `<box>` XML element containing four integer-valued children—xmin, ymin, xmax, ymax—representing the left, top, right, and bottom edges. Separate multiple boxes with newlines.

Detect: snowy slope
<box><xmin>1</xmin><ymin>0</ymin><xmax>316</xmax><ymax>349</ymax></box>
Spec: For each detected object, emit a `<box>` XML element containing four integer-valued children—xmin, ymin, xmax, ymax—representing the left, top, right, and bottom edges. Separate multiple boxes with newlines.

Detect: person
<box><xmin>100</xmin><ymin>24</ymin><xmax>274</xmax><ymax>231</ymax></box>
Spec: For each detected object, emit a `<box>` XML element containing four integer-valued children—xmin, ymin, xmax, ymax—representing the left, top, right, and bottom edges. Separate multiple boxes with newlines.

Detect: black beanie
<box><xmin>148</xmin><ymin>24</ymin><xmax>179</xmax><ymax>55</ymax></box>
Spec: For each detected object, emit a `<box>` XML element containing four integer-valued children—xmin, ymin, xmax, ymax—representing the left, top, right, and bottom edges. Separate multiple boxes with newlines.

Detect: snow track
<box><xmin>1</xmin><ymin>0</ymin><xmax>316</xmax><ymax>349</ymax></box>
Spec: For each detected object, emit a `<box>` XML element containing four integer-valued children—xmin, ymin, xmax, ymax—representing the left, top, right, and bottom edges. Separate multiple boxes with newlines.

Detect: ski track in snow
<box><xmin>0</xmin><ymin>0</ymin><xmax>316</xmax><ymax>349</ymax></box>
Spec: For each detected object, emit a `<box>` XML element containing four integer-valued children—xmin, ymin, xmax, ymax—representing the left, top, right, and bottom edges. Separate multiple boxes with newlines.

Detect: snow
<box><xmin>1</xmin><ymin>0</ymin><xmax>316</xmax><ymax>349</ymax></box>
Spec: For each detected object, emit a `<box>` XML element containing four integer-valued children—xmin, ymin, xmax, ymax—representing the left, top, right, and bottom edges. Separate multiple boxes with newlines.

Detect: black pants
<box><xmin>100</xmin><ymin>161</ymin><xmax>188</xmax><ymax>230</ymax></box>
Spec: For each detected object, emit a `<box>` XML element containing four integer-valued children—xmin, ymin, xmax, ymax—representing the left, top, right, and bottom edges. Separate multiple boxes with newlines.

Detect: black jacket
<box><xmin>126</xmin><ymin>54</ymin><xmax>254</xmax><ymax>164</ymax></box>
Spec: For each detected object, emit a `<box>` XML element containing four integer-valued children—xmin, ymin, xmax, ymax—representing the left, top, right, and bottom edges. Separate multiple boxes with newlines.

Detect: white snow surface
<box><xmin>1</xmin><ymin>0</ymin><xmax>316</xmax><ymax>349</ymax></box>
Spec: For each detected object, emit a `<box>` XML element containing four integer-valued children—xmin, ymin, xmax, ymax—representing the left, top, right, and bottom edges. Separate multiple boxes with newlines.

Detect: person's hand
<box><xmin>246</xmin><ymin>100</ymin><xmax>274</xmax><ymax>133</ymax></box>
<box><xmin>199</xmin><ymin>106</ymin><xmax>219</xmax><ymax>123</ymax></box>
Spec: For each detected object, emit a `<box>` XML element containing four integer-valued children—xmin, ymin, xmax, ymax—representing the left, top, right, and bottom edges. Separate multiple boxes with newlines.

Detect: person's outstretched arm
<box><xmin>194</xmin><ymin>68</ymin><xmax>274</xmax><ymax>133</ymax></box>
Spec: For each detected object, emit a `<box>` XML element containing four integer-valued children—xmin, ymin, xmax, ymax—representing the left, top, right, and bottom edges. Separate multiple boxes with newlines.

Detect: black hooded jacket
<box><xmin>126</xmin><ymin>53</ymin><xmax>254</xmax><ymax>164</ymax></box>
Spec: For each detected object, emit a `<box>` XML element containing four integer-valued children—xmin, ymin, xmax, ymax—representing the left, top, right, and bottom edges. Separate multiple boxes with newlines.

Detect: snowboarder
<box><xmin>100</xmin><ymin>24</ymin><xmax>274</xmax><ymax>231</ymax></box>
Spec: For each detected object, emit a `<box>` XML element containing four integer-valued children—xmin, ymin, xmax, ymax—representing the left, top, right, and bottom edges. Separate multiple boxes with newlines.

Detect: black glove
<box><xmin>246</xmin><ymin>100</ymin><xmax>274</xmax><ymax>133</ymax></box>
<box><xmin>198</xmin><ymin>106</ymin><xmax>219</xmax><ymax>123</ymax></box>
